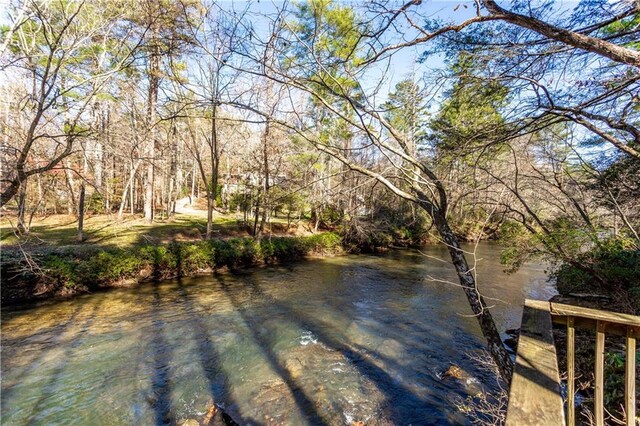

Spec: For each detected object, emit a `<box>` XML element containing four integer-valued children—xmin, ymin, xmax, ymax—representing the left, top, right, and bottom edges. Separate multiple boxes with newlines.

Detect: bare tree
<box><xmin>172</xmin><ymin>3</ymin><xmax>248</xmax><ymax>237</ymax></box>
<box><xmin>0</xmin><ymin>0</ymin><xmax>138</xmax><ymax>209</ymax></box>
<box><xmin>222</xmin><ymin>4</ymin><xmax>515</xmax><ymax>382</ymax></box>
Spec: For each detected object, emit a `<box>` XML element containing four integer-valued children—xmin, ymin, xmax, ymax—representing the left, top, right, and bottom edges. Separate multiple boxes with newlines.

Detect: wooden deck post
<box><xmin>595</xmin><ymin>321</ymin><xmax>606</xmax><ymax>426</ymax></box>
<box><xmin>567</xmin><ymin>316</ymin><xmax>575</xmax><ymax>426</ymax></box>
<box><xmin>625</xmin><ymin>327</ymin><xmax>636</xmax><ymax>426</ymax></box>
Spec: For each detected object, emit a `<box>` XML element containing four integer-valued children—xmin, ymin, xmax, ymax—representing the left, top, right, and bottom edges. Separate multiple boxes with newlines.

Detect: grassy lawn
<box><xmin>1</xmin><ymin>209</ymin><xmax>313</xmax><ymax>249</ymax></box>
<box><xmin>0</xmin><ymin>213</ymin><xmax>244</xmax><ymax>249</ymax></box>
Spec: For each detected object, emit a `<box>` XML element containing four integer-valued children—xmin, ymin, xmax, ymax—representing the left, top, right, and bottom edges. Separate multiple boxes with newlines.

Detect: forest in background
<box><xmin>1</xmin><ymin>0</ymin><xmax>639</xmax><ymax>396</ymax></box>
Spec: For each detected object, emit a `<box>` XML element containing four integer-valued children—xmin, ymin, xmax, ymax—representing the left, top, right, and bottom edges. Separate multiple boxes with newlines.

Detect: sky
<box><xmin>209</xmin><ymin>0</ymin><xmax>483</xmax><ymax>104</ymax></box>
<box><xmin>0</xmin><ymin>0</ymin><xmax>584</xmax><ymax>107</ymax></box>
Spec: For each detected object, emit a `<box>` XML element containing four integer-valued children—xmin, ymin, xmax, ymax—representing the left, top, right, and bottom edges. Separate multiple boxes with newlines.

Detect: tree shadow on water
<box><xmin>239</xmin><ymin>276</ymin><xmax>447</xmax><ymax>424</ymax></box>
<box><xmin>173</xmin><ymin>280</ymin><xmax>250</xmax><ymax>424</ymax></box>
<box><xmin>165</xmin><ymin>240</ymin><xmax>251</xmax><ymax>424</ymax></box>
<box><xmin>218</xmin><ymin>274</ymin><xmax>329</xmax><ymax>426</ymax></box>
<box><xmin>22</xmin><ymin>300</ymin><xmax>102</xmax><ymax>424</ymax></box>
<box><xmin>1</xmin><ymin>302</ymin><xmax>87</xmax><ymax>409</ymax></box>
<box><xmin>138</xmin><ymin>246</ymin><xmax>198</xmax><ymax>425</ymax></box>
<box><xmin>148</xmin><ymin>280</ymin><xmax>176</xmax><ymax>426</ymax></box>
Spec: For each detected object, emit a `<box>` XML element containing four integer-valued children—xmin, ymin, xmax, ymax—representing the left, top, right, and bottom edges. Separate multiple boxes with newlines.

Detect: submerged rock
<box><xmin>245</xmin><ymin>343</ymin><xmax>393</xmax><ymax>425</ymax></box>
<box><xmin>202</xmin><ymin>403</ymin><xmax>239</xmax><ymax>426</ymax></box>
<box><xmin>442</xmin><ymin>364</ymin><xmax>464</xmax><ymax>379</ymax></box>
<box><xmin>177</xmin><ymin>400</ymin><xmax>239</xmax><ymax>426</ymax></box>
<box><xmin>250</xmin><ymin>379</ymin><xmax>296</xmax><ymax>422</ymax></box>
<box><xmin>440</xmin><ymin>364</ymin><xmax>484</xmax><ymax>397</ymax></box>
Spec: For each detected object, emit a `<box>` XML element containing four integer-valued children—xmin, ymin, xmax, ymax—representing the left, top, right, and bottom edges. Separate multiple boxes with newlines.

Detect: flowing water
<box><xmin>1</xmin><ymin>243</ymin><xmax>556</xmax><ymax>425</ymax></box>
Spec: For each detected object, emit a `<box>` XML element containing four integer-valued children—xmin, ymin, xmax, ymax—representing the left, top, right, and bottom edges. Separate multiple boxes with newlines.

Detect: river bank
<box><xmin>1</xmin><ymin>233</ymin><xmax>343</xmax><ymax>307</ymax></box>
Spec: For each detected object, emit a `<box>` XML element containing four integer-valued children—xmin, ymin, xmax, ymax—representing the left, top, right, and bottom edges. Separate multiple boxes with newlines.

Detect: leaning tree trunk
<box><xmin>430</xmin><ymin>208</ymin><xmax>513</xmax><ymax>384</ymax></box>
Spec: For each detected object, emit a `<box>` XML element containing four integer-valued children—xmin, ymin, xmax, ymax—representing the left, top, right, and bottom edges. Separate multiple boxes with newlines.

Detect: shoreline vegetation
<box><xmin>3</xmin><ymin>213</ymin><xmax>638</xmax><ymax>423</ymax></box>
<box><xmin>1</xmin><ymin>229</ymin><xmax>344</xmax><ymax>307</ymax></box>
<box><xmin>0</xmin><ymin>208</ymin><xmax>440</xmax><ymax>307</ymax></box>
<box><xmin>3</xmin><ymin>212</ymin><xmax>638</xmax><ymax>313</ymax></box>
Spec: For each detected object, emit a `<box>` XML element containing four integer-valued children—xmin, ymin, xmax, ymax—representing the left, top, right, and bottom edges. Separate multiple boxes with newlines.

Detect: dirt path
<box><xmin>174</xmin><ymin>197</ymin><xmax>208</xmax><ymax>216</ymax></box>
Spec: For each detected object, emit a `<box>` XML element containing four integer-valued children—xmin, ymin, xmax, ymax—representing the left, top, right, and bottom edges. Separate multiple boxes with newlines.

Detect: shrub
<box><xmin>179</xmin><ymin>242</ymin><xmax>215</xmax><ymax>273</ymax></box>
<box><xmin>554</xmin><ymin>238</ymin><xmax>640</xmax><ymax>314</ymax></box>
<box><xmin>77</xmin><ymin>250</ymin><xmax>141</xmax><ymax>284</ymax></box>
<box><xmin>2</xmin><ymin>232</ymin><xmax>345</xmax><ymax>301</ymax></box>
<box><xmin>305</xmin><ymin>232</ymin><xmax>342</xmax><ymax>253</ymax></box>
<box><xmin>43</xmin><ymin>255</ymin><xmax>78</xmax><ymax>288</ymax></box>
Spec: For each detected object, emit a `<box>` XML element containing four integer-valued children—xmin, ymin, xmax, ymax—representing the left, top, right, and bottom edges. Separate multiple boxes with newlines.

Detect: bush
<box><xmin>43</xmin><ymin>255</ymin><xmax>78</xmax><ymax>288</ymax></box>
<box><xmin>305</xmin><ymin>232</ymin><xmax>342</xmax><ymax>253</ymax></box>
<box><xmin>77</xmin><ymin>250</ymin><xmax>141</xmax><ymax>284</ymax></box>
<box><xmin>554</xmin><ymin>238</ymin><xmax>640</xmax><ymax>314</ymax></box>
<box><xmin>2</xmin><ymin>232</ymin><xmax>344</xmax><ymax>302</ymax></box>
<box><xmin>138</xmin><ymin>245</ymin><xmax>179</xmax><ymax>278</ymax></box>
<box><xmin>179</xmin><ymin>241</ymin><xmax>215</xmax><ymax>273</ymax></box>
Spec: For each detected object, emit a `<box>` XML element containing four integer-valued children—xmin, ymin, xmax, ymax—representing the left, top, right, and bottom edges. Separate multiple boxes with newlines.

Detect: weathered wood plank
<box><xmin>550</xmin><ymin>302</ymin><xmax>640</xmax><ymax>328</ymax></box>
<box><xmin>506</xmin><ymin>300</ymin><xmax>565</xmax><ymax>426</ymax></box>
<box><xmin>567</xmin><ymin>316</ymin><xmax>575</xmax><ymax>426</ymax></box>
<box><xmin>625</xmin><ymin>328</ymin><xmax>636</xmax><ymax>426</ymax></box>
<box><xmin>594</xmin><ymin>321</ymin><xmax>605</xmax><ymax>426</ymax></box>
<box><xmin>552</xmin><ymin>315</ymin><xmax>638</xmax><ymax>338</ymax></box>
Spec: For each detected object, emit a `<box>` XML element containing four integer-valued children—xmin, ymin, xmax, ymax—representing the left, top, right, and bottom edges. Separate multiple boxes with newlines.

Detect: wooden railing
<box><xmin>506</xmin><ymin>299</ymin><xmax>639</xmax><ymax>426</ymax></box>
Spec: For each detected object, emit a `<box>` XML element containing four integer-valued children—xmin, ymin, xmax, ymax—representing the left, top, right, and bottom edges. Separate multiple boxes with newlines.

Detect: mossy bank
<box><xmin>1</xmin><ymin>233</ymin><xmax>343</xmax><ymax>306</ymax></box>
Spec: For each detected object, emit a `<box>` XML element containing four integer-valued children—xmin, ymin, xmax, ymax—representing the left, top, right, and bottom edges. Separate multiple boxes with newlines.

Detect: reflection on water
<box><xmin>1</xmin><ymin>243</ymin><xmax>555</xmax><ymax>425</ymax></box>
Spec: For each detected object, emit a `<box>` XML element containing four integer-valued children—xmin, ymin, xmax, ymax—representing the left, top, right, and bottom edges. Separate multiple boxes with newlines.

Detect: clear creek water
<box><xmin>1</xmin><ymin>243</ymin><xmax>555</xmax><ymax>425</ymax></box>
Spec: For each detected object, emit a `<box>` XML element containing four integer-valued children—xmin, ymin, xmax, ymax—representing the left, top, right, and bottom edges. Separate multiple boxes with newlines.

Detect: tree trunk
<box><xmin>190</xmin><ymin>159</ymin><xmax>196</xmax><ymax>205</ymax></box>
<box><xmin>144</xmin><ymin>39</ymin><xmax>160</xmax><ymax>224</ymax></box>
<box><xmin>253</xmin><ymin>188</ymin><xmax>261</xmax><ymax>236</ymax></box>
<box><xmin>259</xmin><ymin>122</ymin><xmax>271</xmax><ymax>234</ymax></box>
<box><xmin>64</xmin><ymin>162</ymin><xmax>76</xmax><ymax>215</ymax></box>
<box><xmin>130</xmin><ymin>172</ymin><xmax>136</xmax><ymax>215</ymax></box>
<box><xmin>144</xmin><ymin>147</ymin><xmax>155</xmax><ymax>223</ymax></box>
<box><xmin>207</xmin><ymin>175</ymin><xmax>214</xmax><ymax>237</ymax></box>
<box><xmin>118</xmin><ymin>160</ymin><xmax>141</xmax><ymax>221</ymax></box>
<box><xmin>16</xmin><ymin>182</ymin><xmax>27</xmax><ymax>234</ymax></box>
<box><xmin>430</xmin><ymin>208</ymin><xmax>513</xmax><ymax>384</ymax></box>
<box><xmin>207</xmin><ymin>101</ymin><xmax>219</xmax><ymax>239</ymax></box>
<box><xmin>77</xmin><ymin>183</ymin><xmax>86</xmax><ymax>242</ymax></box>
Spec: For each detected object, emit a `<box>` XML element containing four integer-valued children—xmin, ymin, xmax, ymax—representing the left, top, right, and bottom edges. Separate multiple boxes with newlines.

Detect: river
<box><xmin>1</xmin><ymin>243</ymin><xmax>555</xmax><ymax>425</ymax></box>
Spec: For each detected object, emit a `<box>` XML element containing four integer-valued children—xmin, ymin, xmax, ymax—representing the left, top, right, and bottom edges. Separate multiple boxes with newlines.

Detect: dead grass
<box><xmin>1</xmin><ymin>209</ymin><xmax>314</xmax><ymax>250</ymax></box>
<box><xmin>1</xmin><ymin>213</ymin><xmax>203</xmax><ymax>248</ymax></box>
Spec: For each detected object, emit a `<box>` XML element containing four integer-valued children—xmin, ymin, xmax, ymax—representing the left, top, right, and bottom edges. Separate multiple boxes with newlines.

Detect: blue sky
<box><xmin>214</xmin><ymin>1</ymin><xmax>483</xmax><ymax>101</ymax></box>
<box><xmin>1</xmin><ymin>0</ymin><xmax>582</xmax><ymax>104</ymax></box>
